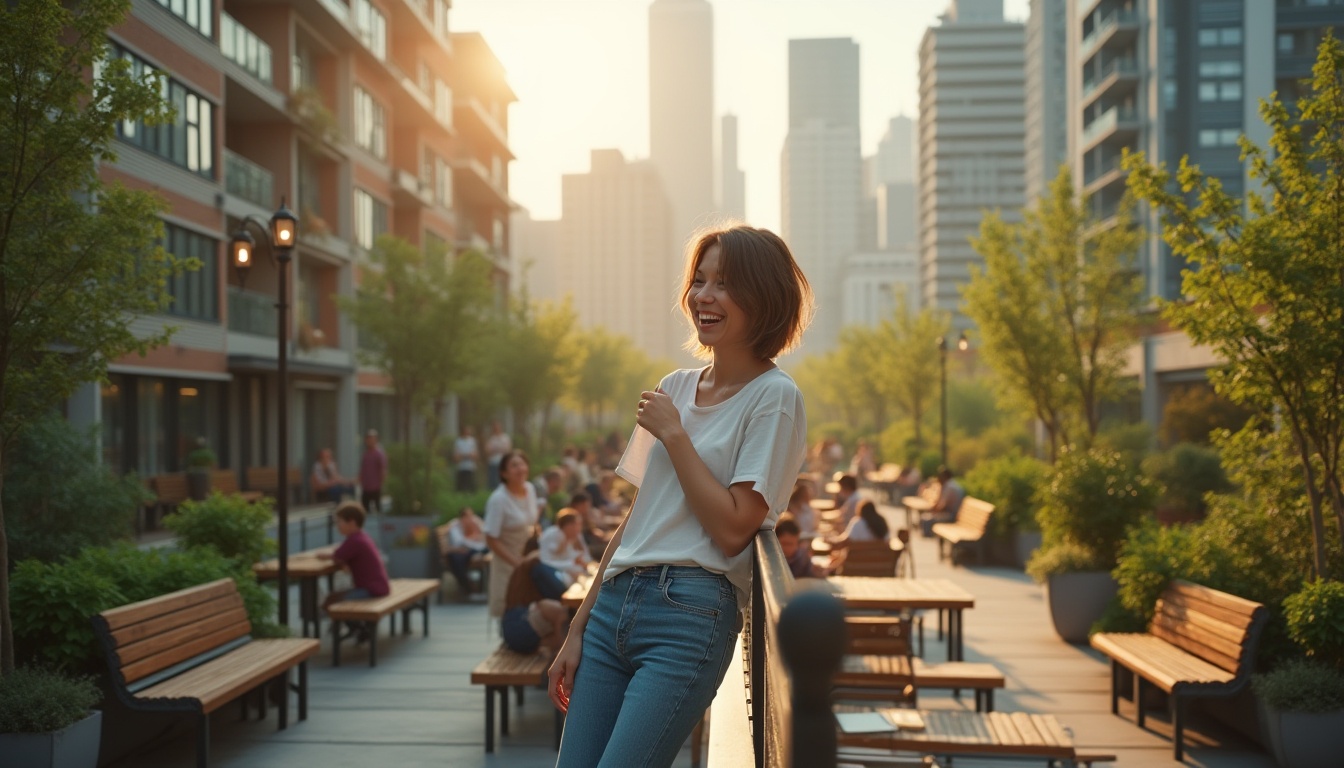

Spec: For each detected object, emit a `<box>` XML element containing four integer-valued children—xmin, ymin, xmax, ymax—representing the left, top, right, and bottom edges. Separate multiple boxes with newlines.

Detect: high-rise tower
<box><xmin>649</xmin><ymin>0</ymin><xmax>715</xmax><ymax>251</ymax></box>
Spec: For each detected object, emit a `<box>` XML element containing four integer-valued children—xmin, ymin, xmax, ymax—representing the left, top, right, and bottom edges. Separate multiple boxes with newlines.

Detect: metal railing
<box><xmin>1081</xmin><ymin>105</ymin><xmax>1138</xmax><ymax>147</ymax></box>
<box><xmin>224</xmin><ymin>149</ymin><xmax>274</xmax><ymax>210</ymax></box>
<box><xmin>220</xmin><ymin>12</ymin><xmax>273</xmax><ymax>85</ymax></box>
<box><xmin>227</xmin><ymin>286</ymin><xmax>278</xmax><ymax>337</ymax></box>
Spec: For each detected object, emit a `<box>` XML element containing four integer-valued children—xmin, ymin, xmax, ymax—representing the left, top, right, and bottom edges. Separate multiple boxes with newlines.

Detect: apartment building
<box><xmin>70</xmin><ymin>0</ymin><xmax>514</xmax><ymax>485</ymax></box>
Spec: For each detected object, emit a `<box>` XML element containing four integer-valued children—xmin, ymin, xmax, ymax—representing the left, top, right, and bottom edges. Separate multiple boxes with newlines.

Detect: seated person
<box><xmin>442</xmin><ymin>507</ymin><xmax>489</xmax><ymax>595</ymax></box>
<box><xmin>532</xmin><ymin>467</ymin><xmax>564</xmax><ymax>524</ymax></box>
<box><xmin>931</xmin><ymin>466</ymin><xmax>965</xmax><ymax>524</ymax></box>
<box><xmin>310</xmin><ymin>448</ymin><xmax>356</xmax><ymax>504</ymax></box>
<box><xmin>829</xmin><ymin>499</ymin><xmax>891</xmax><ymax>548</ymax></box>
<box><xmin>585</xmin><ymin>470</ymin><xmax>622</xmax><ymax>515</ymax></box>
<box><xmin>833</xmin><ymin>473</ymin><xmax>861</xmax><ymax>527</ymax></box>
<box><xmin>895</xmin><ymin>461</ymin><xmax>923</xmax><ymax>498</ymax></box>
<box><xmin>501</xmin><ymin>552</ymin><xmax>570</xmax><ymax>656</ymax></box>
<box><xmin>786</xmin><ymin>481</ymin><xmax>819</xmax><ymax>536</ymax></box>
<box><xmin>570</xmin><ymin>491</ymin><xmax>613</xmax><ymax>559</ymax></box>
<box><xmin>537</xmin><ymin>508</ymin><xmax>592</xmax><ymax>587</ymax></box>
<box><xmin>319</xmin><ymin>502</ymin><xmax>390</xmax><ymax>638</ymax></box>
<box><xmin>776</xmin><ymin>514</ymin><xmax>823</xmax><ymax>579</ymax></box>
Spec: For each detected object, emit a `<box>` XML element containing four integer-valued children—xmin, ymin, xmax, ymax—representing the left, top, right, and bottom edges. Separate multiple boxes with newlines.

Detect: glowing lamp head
<box><xmin>229</xmin><ymin>229</ymin><xmax>256</xmax><ymax>270</ymax></box>
<box><xmin>270</xmin><ymin>200</ymin><xmax>298</xmax><ymax>250</ymax></box>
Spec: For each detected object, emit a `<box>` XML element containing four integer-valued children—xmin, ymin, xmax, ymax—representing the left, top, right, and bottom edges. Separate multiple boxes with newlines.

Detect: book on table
<box><xmin>835</xmin><ymin>710</ymin><xmax>926</xmax><ymax>734</ymax></box>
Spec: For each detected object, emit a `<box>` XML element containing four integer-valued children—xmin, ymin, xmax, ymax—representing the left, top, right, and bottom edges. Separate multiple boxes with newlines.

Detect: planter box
<box><xmin>378</xmin><ymin>515</ymin><xmax>437</xmax><ymax>579</ymax></box>
<box><xmin>1260</xmin><ymin>701</ymin><xmax>1344</xmax><ymax>768</ymax></box>
<box><xmin>0</xmin><ymin>711</ymin><xmax>101</xmax><ymax>768</ymax></box>
<box><xmin>1044</xmin><ymin>570</ymin><xmax>1117</xmax><ymax>644</ymax></box>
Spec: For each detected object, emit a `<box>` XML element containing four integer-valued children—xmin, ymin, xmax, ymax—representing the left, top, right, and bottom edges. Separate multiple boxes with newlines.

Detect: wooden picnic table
<box><xmin>837</xmin><ymin>708</ymin><xmax>1102</xmax><ymax>767</ymax></box>
<box><xmin>900</xmin><ymin>495</ymin><xmax>935</xmax><ymax>531</ymax></box>
<box><xmin>829</xmin><ymin>576</ymin><xmax>974</xmax><ymax>662</ymax></box>
<box><xmin>253</xmin><ymin>545</ymin><xmax>339</xmax><ymax>638</ymax></box>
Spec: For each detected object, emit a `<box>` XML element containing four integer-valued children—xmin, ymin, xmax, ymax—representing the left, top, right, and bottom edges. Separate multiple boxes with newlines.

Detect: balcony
<box><xmin>453</xmin><ymin>95</ymin><xmax>512</xmax><ymax>156</ymax></box>
<box><xmin>228</xmin><ymin>287</ymin><xmax>277</xmax><ymax>337</ymax></box>
<box><xmin>1081</xmin><ymin>59</ymin><xmax>1138</xmax><ymax>107</ymax></box>
<box><xmin>1080</xmin><ymin>9</ymin><xmax>1138</xmax><ymax>61</ymax></box>
<box><xmin>1081</xmin><ymin>105</ymin><xmax>1138</xmax><ymax>150</ymax></box>
<box><xmin>224</xmin><ymin>149</ymin><xmax>274</xmax><ymax>210</ymax></box>
<box><xmin>392</xmin><ymin>168</ymin><xmax>433</xmax><ymax>207</ymax></box>
<box><xmin>450</xmin><ymin>154</ymin><xmax>511</xmax><ymax>210</ymax></box>
<box><xmin>220</xmin><ymin>12</ymin><xmax>273</xmax><ymax>86</ymax></box>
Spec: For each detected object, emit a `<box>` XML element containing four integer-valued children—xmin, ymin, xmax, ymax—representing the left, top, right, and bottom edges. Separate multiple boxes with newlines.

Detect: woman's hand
<box><xmin>635</xmin><ymin>388</ymin><xmax>682</xmax><ymax>442</ymax></box>
<box><xmin>548</xmin><ymin>634</ymin><xmax>582</xmax><ymax>712</ymax></box>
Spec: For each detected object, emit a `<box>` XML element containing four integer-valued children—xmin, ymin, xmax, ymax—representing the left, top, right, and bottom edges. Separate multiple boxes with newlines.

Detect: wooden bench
<box><xmin>838</xmin><ymin>615</ymin><xmax>1005</xmax><ymax>712</ymax></box>
<box><xmin>469</xmin><ymin>646</ymin><xmax>561</xmax><ymax>753</ymax></box>
<box><xmin>90</xmin><ymin>578</ymin><xmax>320</xmax><ymax>768</ymax></box>
<box><xmin>326</xmin><ymin>578</ymin><xmax>439</xmax><ymax>667</ymax></box>
<box><xmin>931</xmin><ymin>497</ymin><xmax>994</xmax><ymax>565</ymax></box>
<box><xmin>210</xmin><ymin>469</ymin><xmax>264</xmax><ymax>503</ymax></box>
<box><xmin>434</xmin><ymin>523</ymin><xmax>490</xmax><ymax>603</ymax></box>
<box><xmin>833</xmin><ymin>538</ymin><xmax>905</xmax><ymax>577</ymax></box>
<box><xmin>148</xmin><ymin>472</ymin><xmax>190</xmax><ymax>527</ymax></box>
<box><xmin>1091</xmin><ymin>580</ymin><xmax>1268</xmax><ymax>760</ymax></box>
<box><xmin>245</xmin><ymin>465</ymin><xmax>304</xmax><ymax>504</ymax></box>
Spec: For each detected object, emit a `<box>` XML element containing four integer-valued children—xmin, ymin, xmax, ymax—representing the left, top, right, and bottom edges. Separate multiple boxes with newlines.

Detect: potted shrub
<box><xmin>1140</xmin><ymin>442</ymin><xmax>1230</xmax><ymax>525</ymax></box>
<box><xmin>0</xmin><ymin>667</ymin><xmax>101</xmax><ymax>768</ymax></box>
<box><xmin>1255</xmin><ymin>580</ymin><xmax>1344</xmax><ymax>768</ymax></box>
<box><xmin>185</xmin><ymin>437</ymin><xmax>216</xmax><ymax>501</ymax></box>
<box><xmin>963</xmin><ymin>453</ymin><xmax>1047</xmax><ymax>568</ymax></box>
<box><xmin>1026</xmin><ymin>447</ymin><xmax>1156</xmax><ymax>643</ymax></box>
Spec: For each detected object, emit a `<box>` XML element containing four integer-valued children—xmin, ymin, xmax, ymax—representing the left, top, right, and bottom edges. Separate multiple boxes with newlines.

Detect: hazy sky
<box><xmin>452</xmin><ymin>0</ymin><xmax>1030</xmax><ymax>232</ymax></box>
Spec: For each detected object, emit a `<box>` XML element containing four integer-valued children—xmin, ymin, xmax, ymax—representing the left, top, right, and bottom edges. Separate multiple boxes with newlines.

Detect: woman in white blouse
<box><xmin>549</xmin><ymin>225</ymin><xmax>813</xmax><ymax>767</ymax></box>
<box><xmin>483</xmin><ymin>449</ymin><xmax>538</xmax><ymax>618</ymax></box>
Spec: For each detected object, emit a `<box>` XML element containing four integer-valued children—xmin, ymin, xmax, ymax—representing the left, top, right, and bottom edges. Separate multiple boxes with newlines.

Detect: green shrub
<box><xmin>917</xmin><ymin>450</ymin><xmax>943</xmax><ymax>482</ymax></box>
<box><xmin>431</xmin><ymin>490</ymin><xmax>493</xmax><ymax>526</ymax></box>
<box><xmin>1254</xmin><ymin>658</ymin><xmax>1344</xmax><ymax>714</ymax></box>
<box><xmin>1027</xmin><ymin>447</ymin><xmax>1157</xmax><ymax>581</ymax></box>
<box><xmin>10</xmin><ymin>544</ymin><xmax>276</xmax><ymax>673</ymax></box>
<box><xmin>0</xmin><ymin>667</ymin><xmax>100</xmax><ymax>734</ymax></box>
<box><xmin>963</xmin><ymin>453</ymin><xmax>1047</xmax><ymax>535</ymax></box>
<box><xmin>3</xmin><ymin>413</ymin><xmax>148</xmax><ymax>563</ymax></box>
<box><xmin>385</xmin><ymin>442</ymin><xmax>451</xmax><ymax>515</ymax></box>
<box><xmin>1284</xmin><ymin>580</ymin><xmax>1344</xmax><ymax>669</ymax></box>
<box><xmin>164</xmin><ymin>492</ymin><xmax>274</xmax><ymax>566</ymax></box>
<box><xmin>1026</xmin><ymin>540</ymin><xmax>1105</xmax><ymax>582</ymax></box>
<box><xmin>1094</xmin><ymin>419</ymin><xmax>1154</xmax><ymax>468</ymax></box>
<box><xmin>1159</xmin><ymin>385</ymin><xmax>1253</xmax><ymax>447</ymax></box>
<box><xmin>1141</xmin><ymin>443</ymin><xmax>1230</xmax><ymax>519</ymax></box>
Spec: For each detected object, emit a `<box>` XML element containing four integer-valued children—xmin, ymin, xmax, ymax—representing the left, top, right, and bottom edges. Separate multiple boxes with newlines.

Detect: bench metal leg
<box><xmin>484</xmin><ymin>686</ymin><xmax>497</xmax><ymax>752</ymax></box>
<box><xmin>1135</xmin><ymin>676</ymin><xmax>1146</xmax><ymax>728</ymax></box>
<box><xmin>514</xmin><ymin>684</ymin><xmax>525</xmax><ymax>707</ymax></box>
<box><xmin>298</xmin><ymin>660</ymin><xmax>309</xmax><ymax>721</ymax></box>
<box><xmin>422</xmin><ymin>596</ymin><xmax>430</xmax><ymax>636</ymax></box>
<box><xmin>197</xmin><ymin>713</ymin><xmax>210</xmax><ymax>768</ymax></box>
<box><xmin>501</xmin><ymin>685</ymin><xmax>511</xmax><ymax>736</ymax></box>
<box><xmin>277</xmin><ymin>671</ymin><xmax>289</xmax><ymax>730</ymax></box>
<box><xmin>1110</xmin><ymin>661</ymin><xmax>1119</xmax><ymax>715</ymax></box>
<box><xmin>368</xmin><ymin>621</ymin><xmax>379</xmax><ymax>667</ymax></box>
<box><xmin>332</xmin><ymin>622</ymin><xmax>345</xmax><ymax>667</ymax></box>
<box><xmin>1173</xmin><ymin>696</ymin><xmax>1185</xmax><ymax>761</ymax></box>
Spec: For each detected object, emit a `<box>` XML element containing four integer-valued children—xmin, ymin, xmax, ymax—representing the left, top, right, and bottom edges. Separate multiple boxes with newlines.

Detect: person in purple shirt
<box><xmin>360</xmin><ymin>429</ymin><xmax>387</xmax><ymax>514</ymax></box>
<box><xmin>320</xmin><ymin>501</ymin><xmax>390</xmax><ymax>607</ymax></box>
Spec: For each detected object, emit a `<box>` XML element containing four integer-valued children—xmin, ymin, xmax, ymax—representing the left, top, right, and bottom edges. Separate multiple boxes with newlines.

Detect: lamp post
<box><xmin>230</xmin><ymin>200</ymin><xmax>298</xmax><ymax>627</ymax></box>
<box><xmin>937</xmin><ymin>332</ymin><xmax>970</xmax><ymax>467</ymax></box>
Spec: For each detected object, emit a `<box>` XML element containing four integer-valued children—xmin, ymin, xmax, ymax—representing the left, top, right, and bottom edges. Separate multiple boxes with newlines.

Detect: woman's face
<box><xmin>502</xmin><ymin>455</ymin><xmax>529</xmax><ymax>486</ymax></box>
<box><xmin>688</xmin><ymin>245</ymin><xmax>749</xmax><ymax>354</ymax></box>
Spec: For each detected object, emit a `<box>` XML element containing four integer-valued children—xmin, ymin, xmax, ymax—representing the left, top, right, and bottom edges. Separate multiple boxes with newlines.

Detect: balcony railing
<box><xmin>228</xmin><ymin>287</ymin><xmax>277</xmax><ymax>337</ymax></box>
<box><xmin>1081</xmin><ymin>105</ymin><xmax>1137</xmax><ymax>147</ymax></box>
<box><xmin>220</xmin><ymin>12</ymin><xmax>273</xmax><ymax>85</ymax></box>
<box><xmin>224</xmin><ymin>149</ymin><xmax>274</xmax><ymax>210</ymax></box>
<box><xmin>1082</xmin><ymin>59</ymin><xmax>1138</xmax><ymax>101</ymax></box>
<box><xmin>1080</xmin><ymin>9</ymin><xmax>1137</xmax><ymax>58</ymax></box>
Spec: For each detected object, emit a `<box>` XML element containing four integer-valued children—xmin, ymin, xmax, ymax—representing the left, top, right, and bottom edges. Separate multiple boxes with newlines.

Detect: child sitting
<box><xmin>501</xmin><ymin>553</ymin><xmax>570</xmax><ymax>655</ymax></box>
<box><xmin>537</xmin><ymin>508</ymin><xmax>592</xmax><ymax>587</ymax></box>
<box><xmin>775</xmin><ymin>514</ymin><xmax>823</xmax><ymax>579</ymax></box>
<box><xmin>320</xmin><ymin>501</ymin><xmax>390</xmax><ymax>610</ymax></box>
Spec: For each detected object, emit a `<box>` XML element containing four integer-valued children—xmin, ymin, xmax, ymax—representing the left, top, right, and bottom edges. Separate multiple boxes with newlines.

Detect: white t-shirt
<box><xmin>483</xmin><ymin>484</ymin><xmax>538</xmax><ymax>537</ymax></box>
<box><xmin>538</xmin><ymin>525</ymin><xmax>590</xmax><ymax>583</ymax></box>
<box><xmin>842</xmin><ymin>515</ymin><xmax>883</xmax><ymax>543</ymax></box>
<box><xmin>485</xmin><ymin>432</ymin><xmax>512</xmax><ymax>464</ymax></box>
<box><xmin>455</xmin><ymin>436</ymin><xmax>479</xmax><ymax>472</ymax></box>
<box><xmin>609</xmin><ymin>366</ymin><xmax>808</xmax><ymax>604</ymax></box>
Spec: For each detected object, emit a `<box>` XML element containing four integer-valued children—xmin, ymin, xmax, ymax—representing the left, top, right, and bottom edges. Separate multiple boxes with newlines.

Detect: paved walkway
<box><xmin>112</xmin><ymin>502</ymin><xmax>1276</xmax><ymax>767</ymax></box>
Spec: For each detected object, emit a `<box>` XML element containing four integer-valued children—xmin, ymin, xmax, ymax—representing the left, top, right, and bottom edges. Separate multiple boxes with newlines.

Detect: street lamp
<box><xmin>937</xmin><ymin>331</ymin><xmax>970</xmax><ymax>466</ymax></box>
<box><xmin>230</xmin><ymin>200</ymin><xmax>298</xmax><ymax>627</ymax></box>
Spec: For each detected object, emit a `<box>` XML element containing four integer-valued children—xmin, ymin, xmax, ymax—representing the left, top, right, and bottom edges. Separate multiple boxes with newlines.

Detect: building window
<box><xmin>1198</xmin><ymin>128</ymin><xmax>1241</xmax><ymax>147</ymax></box>
<box><xmin>1198</xmin><ymin>27</ymin><xmax>1241</xmax><ymax>47</ymax></box>
<box><xmin>353</xmin><ymin>86</ymin><xmax>386</xmax><ymax>159</ymax></box>
<box><xmin>163</xmin><ymin>224</ymin><xmax>218</xmax><ymax>321</ymax></box>
<box><xmin>354</xmin><ymin>0</ymin><xmax>387</xmax><ymax>60</ymax></box>
<box><xmin>436</xmin><ymin>157</ymin><xmax>452</xmax><ymax>209</ymax></box>
<box><xmin>435</xmin><ymin>79</ymin><xmax>453</xmax><ymax>128</ymax></box>
<box><xmin>1199</xmin><ymin>61</ymin><xmax>1242</xmax><ymax>77</ymax></box>
<box><xmin>1278</xmin><ymin>33</ymin><xmax>1295</xmax><ymax>54</ymax></box>
<box><xmin>1200</xmin><ymin>80</ymin><xmax>1241</xmax><ymax>102</ymax></box>
<box><xmin>113</xmin><ymin>46</ymin><xmax>214</xmax><ymax>178</ymax></box>
<box><xmin>353</xmin><ymin>189</ymin><xmax>387</xmax><ymax>250</ymax></box>
<box><xmin>434</xmin><ymin>0</ymin><xmax>450</xmax><ymax>38</ymax></box>
<box><xmin>156</xmin><ymin>0</ymin><xmax>212</xmax><ymax>38</ymax></box>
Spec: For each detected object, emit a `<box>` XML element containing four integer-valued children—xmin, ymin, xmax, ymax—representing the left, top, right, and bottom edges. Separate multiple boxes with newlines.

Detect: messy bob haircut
<box><xmin>680</xmin><ymin>225</ymin><xmax>814</xmax><ymax>361</ymax></box>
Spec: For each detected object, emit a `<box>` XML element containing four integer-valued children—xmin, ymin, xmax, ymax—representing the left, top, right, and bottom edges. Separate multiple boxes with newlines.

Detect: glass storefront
<box><xmin>101</xmin><ymin>374</ymin><xmax>226</xmax><ymax>476</ymax></box>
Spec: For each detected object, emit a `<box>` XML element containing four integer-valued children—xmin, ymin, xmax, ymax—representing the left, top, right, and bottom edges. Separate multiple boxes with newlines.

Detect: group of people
<box><xmin>309</xmin><ymin>429</ymin><xmax>388</xmax><ymax>511</ymax></box>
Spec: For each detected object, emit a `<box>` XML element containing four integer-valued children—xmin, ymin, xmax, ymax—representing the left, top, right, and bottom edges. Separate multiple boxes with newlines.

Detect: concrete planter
<box><xmin>1260</xmin><ymin>702</ymin><xmax>1344</xmax><ymax>768</ymax></box>
<box><xmin>1044</xmin><ymin>570</ymin><xmax>1117</xmax><ymax>644</ymax></box>
<box><xmin>0</xmin><ymin>711</ymin><xmax>101</xmax><ymax>768</ymax></box>
<box><xmin>378</xmin><ymin>515</ymin><xmax>437</xmax><ymax>579</ymax></box>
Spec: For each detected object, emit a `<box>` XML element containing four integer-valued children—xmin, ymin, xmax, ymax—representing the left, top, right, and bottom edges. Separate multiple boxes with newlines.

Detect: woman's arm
<box><xmin>638</xmin><ymin>388</ymin><xmax>768</xmax><ymax>557</ymax></box>
<box><xmin>548</xmin><ymin>515</ymin><xmax>628</xmax><ymax>712</ymax></box>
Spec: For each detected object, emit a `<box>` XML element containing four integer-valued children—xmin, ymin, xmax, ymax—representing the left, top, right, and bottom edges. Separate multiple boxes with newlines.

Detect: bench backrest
<box><xmin>245</xmin><ymin>466</ymin><xmax>302</xmax><ymax>492</ymax></box>
<box><xmin>845</xmin><ymin>615</ymin><xmax>914</xmax><ymax>656</ymax></box>
<box><xmin>151</xmin><ymin>473</ymin><xmax>189</xmax><ymax>505</ymax></box>
<box><xmin>957</xmin><ymin>497</ymin><xmax>995</xmax><ymax>533</ymax></box>
<box><xmin>835</xmin><ymin>540</ymin><xmax>901</xmax><ymax>577</ymax></box>
<box><xmin>91</xmin><ymin>578</ymin><xmax>252</xmax><ymax>693</ymax></box>
<box><xmin>210</xmin><ymin>469</ymin><xmax>241</xmax><ymax>494</ymax></box>
<box><xmin>1148</xmin><ymin>580</ymin><xmax>1268</xmax><ymax>675</ymax></box>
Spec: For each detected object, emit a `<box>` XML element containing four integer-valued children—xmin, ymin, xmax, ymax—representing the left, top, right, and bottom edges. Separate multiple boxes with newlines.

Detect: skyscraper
<box><xmin>782</xmin><ymin>38</ymin><xmax>862</xmax><ymax>351</ymax></box>
<box><xmin>719</xmin><ymin>114</ymin><xmax>746</xmax><ymax>222</ymax></box>
<box><xmin>871</xmin><ymin>116</ymin><xmax>918</xmax><ymax>250</ymax></box>
<box><xmin>649</xmin><ymin>0</ymin><xmax>715</xmax><ymax>250</ymax></box>
<box><xmin>918</xmin><ymin>0</ymin><xmax>1026</xmax><ymax>330</ymax></box>
<box><xmin>1025</xmin><ymin>0</ymin><xmax>1068</xmax><ymax>205</ymax></box>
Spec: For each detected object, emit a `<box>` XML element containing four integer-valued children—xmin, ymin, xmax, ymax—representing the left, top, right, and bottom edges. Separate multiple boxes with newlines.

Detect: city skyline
<box><xmin>451</xmin><ymin>0</ymin><xmax>1030</xmax><ymax>232</ymax></box>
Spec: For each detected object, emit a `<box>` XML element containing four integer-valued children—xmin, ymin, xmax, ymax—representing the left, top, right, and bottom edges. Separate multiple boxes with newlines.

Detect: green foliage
<box><xmin>1141</xmin><ymin>443</ymin><xmax>1231</xmax><ymax>519</ymax></box>
<box><xmin>431</xmin><ymin>490</ymin><xmax>493</xmax><ymax>526</ymax></box>
<box><xmin>1026</xmin><ymin>540</ymin><xmax>1106</xmax><ymax>582</ymax></box>
<box><xmin>4</xmin><ymin>414</ymin><xmax>148</xmax><ymax>563</ymax></box>
<box><xmin>963</xmin><ymin>453</ymin><xmax>1048</xmax><ymax>535</ymax></box>
<box><xmin>964</xmin><ymin>168</ymin><xmax>1143</xmax><ymax>462</ymax></box>
<box><xmin>948</xmin><ymin>377</ymin><xmax>1002</xmax><ymax>438</ymax></box>
<box><xmin>1284</xmin><ymin>580</ymin><xmax>1344</xmax><ymax>669</ymax></box>
<box><xmin>565</xmin><ymin>325</ymin><xmax>664</xmax><ymax>433</ymax></box>
<box><xmin>185</xmin><ymin>443</ymin><xmax>217</xmax><ymax>469</ymax></box>
<box><xmin>478</xmin><ymin>297</ymin><xmax>579</xmax><ymax>450</ymax></box>
<box><xmin>917</xmin><ymin>451</ymin><xmax>943</xmax><ymax>482</ymax></box>
<box><xmin>1159</xmin><ymin>385</ymin><xmax>1253</xmax><ymax>446</ymax></box>
<box><xmin>1028</xmin><ymin>448</ymin><xmax>1157</xmax><ymax>580</ymax></box>
<box><xmin>1254</xmin><ymin>658</ymin><xmax>1344</xmax><ymax>714</ymax></box>
<box><xmin>0</xmin><ymin>666</ymin><xmax>99</xmax><ymax>733</ymax></box>
<box><xmin>163</xmin><ymin>492</ymin><xmax>274</xmax><ymax>566</ymax></box>
<box><xmin>384</xmin><ymin>442</ymin><xmax>450</xmax><ymax>516</ymax></box>
<box><xmin>10</xmin><ymin>544</ymin><xmax>275</xmax><ymax>673</ymax></box>
<box><xmin>1093</xmin><ymin>420</ymin><xmax>1153</xmax><ymax>468</ymax></box>
<box><xmin>1124</xmin><ymin>35</ymin><xmax>1344</xmax><ymax>580</ymax></box>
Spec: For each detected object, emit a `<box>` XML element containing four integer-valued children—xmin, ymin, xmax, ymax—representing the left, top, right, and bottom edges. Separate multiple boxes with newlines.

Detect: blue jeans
<box><xmin>555</xmin><ymin>566</ymin><xmax>740</xmax><ymax>768</ymax></box>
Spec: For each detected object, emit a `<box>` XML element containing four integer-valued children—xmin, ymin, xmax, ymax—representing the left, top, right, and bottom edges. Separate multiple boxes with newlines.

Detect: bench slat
<box><xmin>327</xmin><ymin>579</ymin><xmax>439</xmax><ymax>621</ymax></box>
<box><xmin>1167</xmin><ymin>580</ymin><xmax>1264</xmax><ymax>617</ymax></box>
<box><xmin>471</xmin><ymin>646</ymin><xmax>550</xmax><ymax>686</ymax></box>
<box><xmin>115</xmin><ymin>599</ymin><xmax>249</xmax><ymax>667</ymax></box>
<box><xmin>121</xmin><ymin>619</ymin><xmax>254</xmax><ymax>684</ymax></box>
<box><xmin>1149</xmin><ymin>615</ymin><xmax>1245</xmax><ymax>673</ymax></box>
<box><xmin>101</xmin><ymin>579</ymin><xmax>237</xmax><ymax>631</ymax></box>
<box><xmin>136</xmin><ymin>638</ymin><xmax>320</xmax><ymax>713</ymax></box>
<box><xmin>1091</xmin><ymin>633</ymin><xmax>1236</xmax><ymax>692</ymax></box>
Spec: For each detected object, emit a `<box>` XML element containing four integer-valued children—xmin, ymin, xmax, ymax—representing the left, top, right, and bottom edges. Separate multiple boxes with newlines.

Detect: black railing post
<box><xmin>779</xmin><ymin>589</ymin><xmax>846</xmax><ymax>768</ymax></box>
<box><xmin>751</xmin><ymin>555</ymin><xmax>766</xmax><ymax>768</ymax></box>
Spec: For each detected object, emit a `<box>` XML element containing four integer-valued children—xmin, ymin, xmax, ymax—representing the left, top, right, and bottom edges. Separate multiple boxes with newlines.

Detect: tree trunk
<box><xmin>1289</xmin><ymin>419</ymin><xmax>1329</xmax><ymax>580</ymax></box>
<box><xmin>0</xmin><ymin>440</ymin><xmax>11</xmax><ymax>675</ymax></box>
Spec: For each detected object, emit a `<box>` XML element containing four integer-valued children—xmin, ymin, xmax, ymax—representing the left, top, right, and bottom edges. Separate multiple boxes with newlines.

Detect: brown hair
<box><xmin>680</xmin><ymin>226</ymin><xmax>813</xmax><ymax>361</ymax></box>
<box><xmin>334</xmin><ymin>501</ymin><xmax>366</xmax><ymax>528</ymax></box>
<box><xmin>775</xmin><ymin>514</ymin><xmax>801</xmax><ymax>538</ymax></box>
<box><xmin>505</xmin><ymin>553</ymin><xmax>545</xmax><ymax>610</ymax></box>
<box><xmin>555</xmin><ymin>508</ymin><xmax>580</xmax><ymax>530</ymax></box>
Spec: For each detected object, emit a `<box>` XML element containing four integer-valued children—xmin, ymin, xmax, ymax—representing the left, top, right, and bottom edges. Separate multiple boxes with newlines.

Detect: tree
<box><xmin>489</xmin><ymin>295</ymin><xmax>578</xmax><ymax>451</ymax></box>
<box><xmin>1124</xmin><ymin>35</ymin><xmax>1344</xmax><ymax>580</ymax></box>
<box><xmin>0</xmin><ymin>0</ymin><xmax>182</xmax><ymax>673</ymax></box>
<box><xmin>338</xmin><ymin>237</ymin><xmax>494</xmax><ymax>512</ymax></box>
<box><xmin>964</xmin><ymin>168</ymin><xmax>1143</xmax><ymax>461</ymax></box>
<box><xmin>878</xmin><ymin>297</ymin><xmax>949</xmax><ymax>453</ymax></box>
